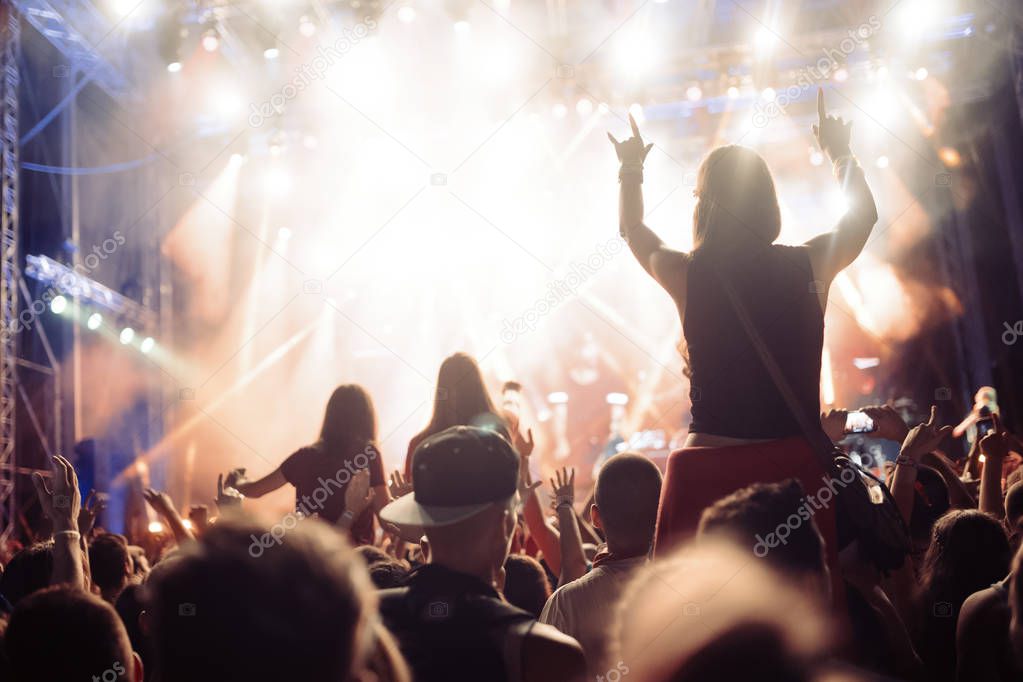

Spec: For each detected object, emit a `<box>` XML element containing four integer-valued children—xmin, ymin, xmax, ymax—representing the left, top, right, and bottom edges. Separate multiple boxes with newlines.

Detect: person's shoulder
<box><xmin>522</xmin><ymin>622</ymin><xmax>586</xmax><ymax>681</ymax></box>
<box><xmin>960</xmin><ymin>583</ymin><xmax>1009</xmax><ymax>626</ymax></box>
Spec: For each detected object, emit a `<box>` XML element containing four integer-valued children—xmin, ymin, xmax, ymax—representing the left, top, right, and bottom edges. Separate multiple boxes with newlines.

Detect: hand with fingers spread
<box><xmin>608</xmin><ymin>113</ymin><xmax>654</xmax><ymax>172</ymax></box>
<box><xmin>32</xmin><ymin>455</ymin><xmax>82</xmax><ymax>532</ymax></box>
<box><xmin>216</xmin><ymin>473</ymin><xmax>244</xmax><ymax>510</ymax></box>
<box><xmin>389</xmin><ymin>470</ymin><xmax>413</xmax><ymax>499</ymax></box>
<box><xmin>550</xmin><ymin>467</ymin><xmax>575</xmax><ymax>510</ymax></box>
<box><xmin>812</xmin><ymin>88</ymin><xmax>853</xmax><ymax>160</ymax></box>
<box><xmin>77</xmin><ymin>489</ymin><xmax>108</xmax><ymax>536</ymax></box>
<box><xmin>900</xmin><ymin>406</ymin><xmax>953</xmax><ymax>462</ymax></box>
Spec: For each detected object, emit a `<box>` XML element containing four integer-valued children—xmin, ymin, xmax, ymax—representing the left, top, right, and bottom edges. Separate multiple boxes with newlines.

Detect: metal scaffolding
<box><xmin>1</xmin><ymin>5</ymin><xmax>21</xmax><ymax>546</ymax></box>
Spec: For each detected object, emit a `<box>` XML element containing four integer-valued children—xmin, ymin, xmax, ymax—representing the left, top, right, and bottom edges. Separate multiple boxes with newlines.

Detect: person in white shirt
<box><xmin>539</xmin><ymin>453</ymin><xmax>662</xmax><ymax>677</ymax></box>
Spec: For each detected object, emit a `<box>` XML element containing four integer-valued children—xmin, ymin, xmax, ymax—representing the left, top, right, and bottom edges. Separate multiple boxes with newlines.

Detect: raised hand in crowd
<box><xmin>77</xmin><ymin>489</ymin><xmax>108</xmax><ymax>537</ymax></box>
<box><xmin>550</xmin><ymin>467</ymin><xmax>587</xmax><ymax>584</ymax></box>
<box><xmin>900</xmin><ymin>406</ymin><xmax>953</xmax><ymax>462</ymax></box>
<box><xmin>143</xmin><ymin>488</ymin><xmax>194</xmax><ymax>543</ymax></box>
<box><xmin>215</xmin><ymin>473</ymin><xmax>244</xmax><ymax>511</ymax></box>
<box><xmin>31</xmin><ymin>454</ymin><xmax>85</xmax><ymax>589</ymax></box>
<box><xmin>979</xmin><ymin>413</ymin><xmax>1012</xmax><ymax>519</ymax></box>
<box><xmin>388</xmin><ymin>470</ymin><xmax>413</xmax><ymax>499</ymax></box>
<box><xmin>890</xmin><ymin>406</ymin><xmax>952</xmax><ymax>528</ymax></box>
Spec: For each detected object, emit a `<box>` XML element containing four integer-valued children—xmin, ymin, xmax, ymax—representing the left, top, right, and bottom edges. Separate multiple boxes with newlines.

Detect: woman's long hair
<box><xmin>318</xmin><ymin>384</ymin><xmax>377</xmax><ymax>458</ymax></box>
<box><xmin>679</xmin><ymin>145</ymin><xmax>783</xmax><ymax>376</ymax></box>
<box><xmin>417</xmin><ymin>352</ymin><xmax>504</xmax><ymax>442</ymax></box>
<box><xmin>919</xmin><ymin>509</ymin><xmax>1010</xmax><ymax>610</ymax></box>
<box><xmin>692</xmin><ymin>145</ymin><xmax>782</xmax><ymax>255</ymax></box>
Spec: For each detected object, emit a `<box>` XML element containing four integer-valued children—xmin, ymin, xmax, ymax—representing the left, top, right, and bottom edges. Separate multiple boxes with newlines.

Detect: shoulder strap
<box><xmin>713</xmin><ymin>270</ymin><xmax>837</xmax><ymax>468</ymax></box>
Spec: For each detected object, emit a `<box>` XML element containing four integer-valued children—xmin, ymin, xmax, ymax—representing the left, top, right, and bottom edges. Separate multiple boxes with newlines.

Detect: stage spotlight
<box><xmin>914</xmin><ymin>67</ymin><xmax>928</xmax><ymax>81</ymax></box>
<box><xmin>263</xmin><ymin>47</ymin><xmax>279</xmax><ymax>60</ymax></box>
<box><xmin>686</xmin><ymin>85</ymin><xmax>702</xmax><ymax>102</ymax></box>
<box><xmin>938</xmin><ymin>146</ymin><xmax>961</xmax><ymax>168</ymax></box>
<box><xmin>119</xmin><ymin>327</ymin><xmax>135</xmax><ymax>345</ymax></box>
<box><xmin>166</xmin><ymin>61</ymin><xmax>182</xmax><ymax>73</ymax></box>
<box><xmin>264</xmin><ymin>166</ymin><xmax>293</xmax><ymax>197</ymax></box>
<box><xmin>761</xmin><ymin>87</ymin><xmax>776</xmax><ymax>102</ymax></box>
<box><xmin>552</xmin><ymin>103</ymin><xmax>567</xmax><ymax>119</ymax></box>
<box><xmin>140</xmin><ymin>337</ymin><xmax>155</xmax><ymax>354</ymax></box>
<box><xmin>876</xmin><ymin>155</ymin><xmax>890</xmax><ymax>169</ymax></box>
<box><xmin>597</xmin><ymin>102</ymin><xmax>610</xmax><ymax>114</ymax></box>
<box><xmin>109</xmin><ymin>0</ymin><xmax>141</xmax><ymax>18</ymax></box>
<box><xmin>810</xmin><ymin>149</ymin><xmax>824</xmax><ymax>166</ymax></box>
<box><xmin>229</xmin><ymin>152</ymin><xmax>246</xmax><ymax>165</ymax></box>
<box><xmin>547</xmin><ymin>391</ymin><xmax>568</xmax><ymax>404</ymax></box>
<box><xmin>278</xmin><ymin>226</ymin><xmax>293</xmax><ymax>241</ymax></box>
<box><xmin>87</xmin><ymin>312</ymin><xmax>102</xmax><ymax>330</ymax></box>
<box><xmin>299</xmin><ymin>16</ymin><xmax>316</xmax><ymax>37</ymax></box>
<box><xmin>201</xmin><ymin>30</ymin><xmax>220</xmax><ymax>53</ymax></box>
<box><xmin>148</xmin><ymin>521</ymin><xmax>165</xmax><ymax>534</ymax></box>
<box><xmin>398</xmin><ymin>6</ymin><xmax>416</xmax><ymax>23</ymax></box>
<box><xmin>182</xmin><ymin>519</ymin><xmax>195</xmax><ymax>531</ymax></box>
<box><xmin>833</xmin><ymin>68</ymin><xmax>848</xmax><ymax>82</ymax></box>
<box><xmin>754</xmin><ymin>26</ymin><xmax>775</xmax><ymax>51</ymax></box>
<box><xmin>453</xmin><ymin>20</ymin><xmax>471</xmax><ymax>34</ymax></box>
<box><xmin>875</xmin><ymin>65</ymin><xmax>889</xmax><ymax>81</ymax></box>
<box><xmin>727</xmin><ymin>86</ymin><xmax>740</xmax><ymax>99</ymax></box>
<box><xmin>606</xmin><ymin>392</ymin><xmax>629</xmax><ymax>405</ymax></box>
<box><xmin>50</xmin><ymin>295</ymin><xmax>68</xmax><ymax>314</ymax></box>
<box><xmin>211</xmin><ymin>90</ymin><xmax>242</xmax><ymax>119</ymax></box>
<box><xmin>575</xmin><ymin>98</ymin><xmax>593</xmax><ymax>116</ymax></box>
<box><xmin>628</xmin><ymin>103</ymin><xmax>645</xmax><ymax>122</ymax></box>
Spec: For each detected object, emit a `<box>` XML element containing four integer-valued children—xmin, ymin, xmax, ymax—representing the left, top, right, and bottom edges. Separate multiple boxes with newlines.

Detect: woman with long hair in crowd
<box><xmin>609</xmin><ymin>89</ymin><xmax>878</xmax><ymax>589</ymax></box>
<box><xmin>222</xmin><ymin>383</ymin><xmax>390</xmax><ymax>544</ymax></box>
<box><xmin>916</xmin><ymin>509</ymin><xmax>1011</xmax><ymax>682</ymax></box>
<box><xmin>403</xmin><ymin>352</ymin><xmax>512</xmax><ymax>478</ymax></box>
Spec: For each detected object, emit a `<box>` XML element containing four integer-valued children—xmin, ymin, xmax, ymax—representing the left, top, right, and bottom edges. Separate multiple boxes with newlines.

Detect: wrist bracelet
<box><xmin>54</xmin><ymin>529</ymin><xmax>80</xmax><ymax>539</ymax></box>
<box><xmin>555</xmin><ymin>497</ymin><xmax>573</xmax><ymax>509</ymax></box>
<box><xmin>341</xmin><ymin>510</ymin><xmax>355</xmax><ymax>520</ymax></box>
<box><xmin>895</xmin><ymin>455</ymin><xmax>918</xmax><ymax>469</ymax></box>
<box><xmin>619</xmin><ymin>163</ymin><xmax>644</xmax><ymax>184</ymax></box>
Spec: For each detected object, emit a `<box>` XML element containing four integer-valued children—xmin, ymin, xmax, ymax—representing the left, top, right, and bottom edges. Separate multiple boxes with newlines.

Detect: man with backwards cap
<box><xmin>378</xmin><ymin>426</ymin><xmax>586</xmax><ymax>682</ymax></box>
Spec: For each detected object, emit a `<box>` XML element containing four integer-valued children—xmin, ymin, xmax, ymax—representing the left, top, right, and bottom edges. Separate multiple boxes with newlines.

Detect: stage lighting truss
<box><xmin>24</xmin><ymin>254</ymin><xmax>156</xmax><ymax>332</ymax></box>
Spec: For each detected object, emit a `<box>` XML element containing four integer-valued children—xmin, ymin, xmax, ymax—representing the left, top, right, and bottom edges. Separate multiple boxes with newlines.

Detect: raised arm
<box><xmin>609</xmin><ymin>115</ymin><xmax>688</xmax><ymax>301</ymax></box>
<box><xmin>550</xmin><ymin>467</ymin><xmax>587</xmax><ymax>585</ymax></box>
<box><xmin>225</xmin><ymin>466</ymin><xmax>287</xmax><ymax>499</ymax></box>
<box><xmin>804</xmin><ymin>88</ymin><xmax>879</xmax><ymax>287</ymax></box>
<box><xmin>32</xmin><ymin>455</ymin><xmax>85</xmax><ymax>590</ymax></box>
